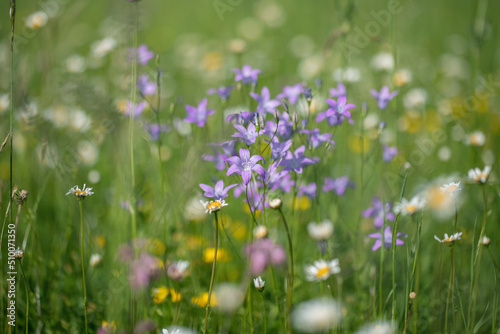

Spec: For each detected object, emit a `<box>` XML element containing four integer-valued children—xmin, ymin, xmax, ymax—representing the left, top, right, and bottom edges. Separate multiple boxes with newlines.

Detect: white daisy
<box><xmin>307</xmin><ymin>220</ymin><xmax>334</xmax><ymax>241</ymax></box>
<box><xmin>464</xmin><ymin>130</ymin><xmax>486</xmax><ymax>146</ymax></box>
<box><xmin>305</xmin><ymin>259</ymin><xmax>341</xmax><ymax>281</ymax></box>
<box><xmin>200</xmin><ymin>199</ymin><xmax>228</xmax><ymax>214</ymax></box>
<box><xmin>253</xmin><ymin>276</ymin><xmax>265</xmax><ymax>291</ymax></box>
<box><xmin>393</xmin><ymin>196</ymin><xmax>425</xmax><ymax>216</ymax></box>
<box><xmin>291</xmin><ymin>298</ymin><xmax>342</xmax><ymax>333</ymax></box>
<box><xmin>66</xmin><ymin>184</ymin><xmax>94</xmax><ymax>199</ymax></box>
<box><xmin>434</xmin><ymin>232</ymin><xmax>462</xmax><ymax>244</ymax></box>
<box><xmin>468</xmin><ymin>166</ymin><xmax>491</xmax><ymax>184</ymax></box>
<box><xmin>440</xmin><ymin>181</ymin><xmax>462</xmax><ymax>196</ymax></box>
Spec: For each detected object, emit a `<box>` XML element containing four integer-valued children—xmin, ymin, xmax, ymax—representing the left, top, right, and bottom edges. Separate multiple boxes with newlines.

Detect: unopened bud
<box><xmin>14</xmin><ymin>248</ymin><xmax>24</xmax><ymax>259</ymax></box>
<box><xmin>253</xmin><ymin>225</ymin><xmax>268</xmax><ymax>239</ymax></box>
<box><xmin>292</xmin><ymin>112</ymin><xmax>298</xmax><ymax>131</ymax></box>
<box><xmin>269</xmin><ymin>198</ymin><xmax>282</xmax><ymax>209</ymax></box>
<box><xmin>409</xmin><ymin>292</ymin><xmax>416</xmax><ymax>300</ymax></box>
<box><xmin>17</xmin><ymin>189</ymin><xmax>29</xmax><ymax>206</ymax></box>
<box><xmin>482</xmin><ymin>236</ymin><xmax>490</xmax><ymax>246</ymax></box>
<box><xmin>274</xmin><ymin>110</ymin><xmax>280</xmax><ymax>125</ymax></box>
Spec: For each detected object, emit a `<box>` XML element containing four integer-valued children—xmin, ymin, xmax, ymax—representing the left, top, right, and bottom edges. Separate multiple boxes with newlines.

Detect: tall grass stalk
<box><xmin>19</xmin><ymin>258</ymin><xmax>29</xmax><ymax>334</ymax></box>
<box><xmin>270</xmin><ymin>264</ymin><xmax>286</xmax><ymax>333</ymax></box>
<box><xmin>203</xmin><ymin>211</ymin><xmax>219</xmax><ymax>334</ymax></box>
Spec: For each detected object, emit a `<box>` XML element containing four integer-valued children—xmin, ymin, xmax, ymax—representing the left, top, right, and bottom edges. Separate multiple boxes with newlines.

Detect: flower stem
<box><xmin>19</xmin><ymin>260</ymin><xmax>29</xmax><ymax>334</ymax></box>
<box><xmin>270</xmin><ymin>265</ymin><xmax>285</xmax><ymax>333</ymax></box>
<box><xmin>79</xmin><ymin>201</ymin><xmax>88</xmax><ymax>334</ymax></box>
<box><xmin>278</xmin><ymin>208</ymin><xmax>293</xmax><ymax>334</ymax></box>
<box><xmin>391</xmin><ymin>214</ymin><xmax>401</xmax><ymax>324</ymax></box>
<box><xmin>204</xmin><ymin>212</ymin><xmax>219</xmax><ymax>334</ymax></box>
<box><xmin>260</xmin><ymin>292</ymin><xmax>267</xmax><ymax>334</ymax></box>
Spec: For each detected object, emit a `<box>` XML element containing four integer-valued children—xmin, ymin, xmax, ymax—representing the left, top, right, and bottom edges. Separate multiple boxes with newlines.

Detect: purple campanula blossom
<box><xmin>329</xmin><ymin>83</ymin><xmax>346</xmax><ymax>98</ymax></box>
<box><xmin>118</xmin><ymin>241</ymin><xmax>161</xmax><ymax>290</ymax></box>
<box><xmin>371</xmin><ymin>86</ymin><xmax>398</xmax><ymax>110</ymax></box>
<box><xmin>250</xmin><ymin>86</ymin><xmax>281</xmax><ymax>115</ymax></box>
<box><xmin>233</xmin><ymin>65</ymin><xmax>261</xmax><ymax>85</ymax></box>
<box><xmin>368</xmin><ymin>225</ymin><xmax>407</xmax><ymax>251</ymax></box>
<box><xmin>226</xmin><ymin>111</ymin><xmax>259</xmax><ymax>127</ymax></box>
<box><xmin>362</xmin><ymin>196</ymin><xmax>395</xmax><ymax>229</ymax></box>
<box><xmin>144</xmin><ymin>123</ymin><xmax>170</xmax><ymax>141</ymax></box>
<box><xmin>232</xmin><ymin>122</ymin><xmax>265</xmax><ymax>146</ymax></box>
<box><xmin>184</xmin><ymin>98</ymin><xmax>215</xmax><ymax>127</ymax></box>
<box><xmin>137</xmin><ymin>75</ymin><xmax>156</xmax><ymax>96</ymax></box>
<box><xmin>263</xmin><ymin>162</ymin><xmax>295</xmax><ymax>193</ymax></box>
<box><xmin>125</xmin><ymin>100</ymin><xmax>147</xmax><ymax>118</ymax></box>
<box><xmin>199</xmin><ymin>180</ymin><xmax>238</xmax><ymax>201</ymax></box>
<box><xmin>383</xmin><ymin>144</ymin><xmax>398</xmax><ymax>162</ymax></box>
<box><xmin>207</xmin><ymin>85</ymin><xmax>233</xmax><ymax>102</ymax></box>
<box><xmin>202</xmin><ymin>149</ymin><xmax>228</xmax><ymax>172</ymax></box>
<box><xmin>245</xmin><ymin>238</ymin><xmax>286</xmax><ymax>275</ymax></box>
<box><xmin>322</xmin><ymin>176</ymin><xmax>354</xmax><ymax>195</ymax></box>
<box><xmin>129</xmin><ymin>45</ymin><xmax>154</xmax><ymax>66</ymax></box>
<box><xmin>218</xmin><ymin>140</ymin><xmax>237</xmax><ymax>157</ymax></box>
<box><xmin>277</xmin><ymin>83</ymin><xmax>305</xmax><ymax>105</ymax></box>
<box><xmin>279</xmin><ymin>145</ymin><xmax>318</xmax><ymax>174</ymax></box>
<box><xmin>226</xmin><ymin>148</ymin><xmax>266</xmax><ymax>185</ymax></box>
<box><xmin>268</xmin><ymin>138</ymin><xmax>292</xmax><ymax>161</ymax></box>
<box><xmin>300</xmin><ymin>128</ymin><xmax>335</xmax><ymax>149</ymax></box>
<box><xmin>298</xmin><ymin>183</ymin><xmax>317</xmax><ymax>199</ymax></box>
<box><xmin>316</xmin><ymin>96</ymin><xmax>356</xmax><ymax>126</ymax></box>
<box><xmin>265</xmin><ymin>111</ymin><xmax>294</xmax><ymax>141</ymax></box>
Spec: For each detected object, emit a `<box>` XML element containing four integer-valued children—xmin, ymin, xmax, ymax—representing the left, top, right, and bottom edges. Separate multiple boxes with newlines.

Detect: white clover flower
<box><xmin>468</xmin><ymin>166</ymin><xmax>491</xmax><ymax>184</ymax></box>
<box><xmin>66</xmin><ymin>184</ymin><xmax>94</xmax><ymax>199</ymax></box>
<box><xmin>307</xmin><ymin>220</ymin><xmax>333</xmax><ymax>241</ymax></box>
<box><xmin>434</xmin><ymin>232</ymin><xmax>462</xmax><ymax>244</ymax></box>
<box><xmin>305</xmin><ymin>259</ymin><xmax>340</xmax><ymax>281</ymax></box>
<box><xmin>253</xmin><ymin>276</ymin><xmax>265</xmax><ymax>291</ymax></box>
<box><xmin>440</xmin><ymin>181</ymin><xmax>462</xmax><ymax>196</ymax></box>
<box><xmin>393</xmin><ymin>196</ymin><xmax>425</xmax><ymax>216</ymax></box>
<box><xmin>200</xmin><ymin>199</ymin><xmax>228</xmax><ymax>214</ymax></box>
<box><xmin>291</xmin><ymin>298</ymin><xmax>342</xmax><ymax>333</ymax></box>
<box><xmin>464</xmin><ymin>130</ymin><xmax>486</xmax><ymax>147</ymax></box>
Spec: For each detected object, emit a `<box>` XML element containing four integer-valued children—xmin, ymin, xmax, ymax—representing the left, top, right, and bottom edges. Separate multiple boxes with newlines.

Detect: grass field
<box><xmin>1</xmin><ymin>0</ymin><xmax>500</xmax><ymax>333</ymax></box>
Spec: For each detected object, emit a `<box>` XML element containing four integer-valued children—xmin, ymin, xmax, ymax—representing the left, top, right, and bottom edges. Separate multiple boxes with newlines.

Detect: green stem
<box><xmin>155</xmin><ymin>55</ymin><xmax>165</xmax><ymax>198</ymax></box>
<box><xmin>261</xmin><ymin>293</ymin><xmax>267</xmax><ymax>334</ymax></box>
<box><xmin>278</xmin><ymin>208</ymin><xmax>293</xmax><ymax>334</ymax></box>
<box><xmin>79</xmin><ymin>201</ymin><xmax>88</xmax><ymax>334</ymax></box>
<box><xmin>270</xmin><ymin>265</ymin><xmax>285</xmax><ymax>333</ymax></box>
<box><xmin>391</xmin><ymin>214</ymin><xmax>401</xmax><ymax>324</ymax></box>
<box><xmin>203</xmin><ymin>212</ymin><xmax>219</xmax><ymax>334</ymax></box>
<box><xmin>248</xmin><ymin>285</ymin><xmax>254</xmax><ymax>334</ymax></box>
<box><xmin>19</xmin><ymin>260</ymin><xmax>28</xmax><ymax>334</ymax></box>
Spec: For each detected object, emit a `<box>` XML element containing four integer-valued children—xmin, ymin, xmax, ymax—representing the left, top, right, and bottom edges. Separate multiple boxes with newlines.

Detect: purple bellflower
<box><xmin>268</xmin><ymin>138</ymin><xmax>292</xmax><ymax>161</ymax></box>
<box><xmin>138</xmin><ymin>75</ymin><xmax>156</xmax><ymax>96</ymax></box>
<box><xmin>144</xmin><ymin>123</ymin><xmax>170</xmax><ymax>141</ymax></box>
<box><xmin>265</xmin><ymin>111</ymin><xmax>294</xmax><ymax>141</ymax></box>
<box><xmin>125</xmin><ymin>100</ymin><xmax>147</xmax><ymax>118</ymax></box>
<box><xmin>233</xmin><ymin>65</ymin><xmax>261</xmax><ymax>85</ymax></box>
<box><xmin>371</xmin><ymin>86</ymin><xmax>398</xmax><ymax>110</ymax></box>
<box><xmin>300</xmin><ymin>128</ymin><xmax>335</xmax><ymax>149</ymax></box>
<box><xmin>199</xmin><ymin>180</ymin><xmax>238</xmax><ymax>201</ymax></box>
<box><xmin>232</xmin><ymin>122</ymin><xmax>265</xmax><ymax>146</ymax></box>
<box><xmin>129</xmin><ymin>45</ymin><xmax>154</xmax><ymax>66</ymax></box>
<box><xmin>226</xmin><ymin>111</ymin><xmax>259</xmax><ymax>127</ymax></box>
<box><xmin>184</xmin><ymin>98</ymin><xmax>215</xmax><ymax>127</ymax></box>
<box><xmin>323</xmin><ymin>176</ymin><xmax>354</xmax><ymax>195</ymax></box>
<box><xmin>316</xmin><ymin>96</ymin><xmax>356</xmax><ymax>126</ymax></box>
<box><xmin>279</xmin><ymin>145</ymin><xmax>318</xmax><ymax>174</ymax></box>
<box><xmin>368</xmin><ymin>225</ymin><xmax>407</xmax><ymax>251</ymax></box>
<box><xmin>298</xmin><ymin>183</ymin><xmax>317</xmax><ymax>199</ymax></box>
<box><xmin>362</xmin><ymin>196</ymin><xmax>395</xmax><ymax>229</ymax></box>
<box><xmin>207</xmin><ymin>85</ymin><xmax>233</xmax><ymax>102</ymax></box>
<box><xmin>329</xmin><ymin>83</ymin><xmax>346</xmax><ymax>98</ymax></box>
<box><xmin>263</xmin><ymin>162</ymin><xmax>295</xmax><ymax>193</ymax></box>
<box><xmin>250</xmin><ymin>87</ymin><xmax>281</xmax><ymax>115</ymax></box>
<box><xmin>382</xmin><ymin>144</ymin><xmax>398</xmax><ymax>162</ymax></box>
<box><xmin>277</xmin><ymin>83</ymin><xmax>305</xmax><ymax>105</ymax></box>
<box><xmin>226</xmin><ymin>148</ymin><xmax>266</xmax><ymax>185</ymax></box>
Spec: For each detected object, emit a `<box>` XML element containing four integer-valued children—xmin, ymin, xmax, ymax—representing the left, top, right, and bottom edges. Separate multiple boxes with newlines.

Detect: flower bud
<box><xmin>14</xmin><ymin>248</ymin><xmax>24</xmax><ymax>259</ymax></box>
<box><xmin>253</xmin><ymin>276</ymin><xmax>265</xmax><ymax>292</ymax></box>
<box><xmin>253</xmin><ymin>225</ymin><xmax>268</xmax><ymax>239</ymax></box>
<box><xmin>269</xmin><ymin>198</ymin><xmax>282</xmax><ymax>209</ymax></box>
<box><xmin>482</xmin><ymin>236</ymin><xmax>490</xmax><ymax>246</ymax></box>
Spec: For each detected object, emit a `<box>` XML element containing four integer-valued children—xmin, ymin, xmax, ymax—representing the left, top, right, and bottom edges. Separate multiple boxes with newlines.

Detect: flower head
<box><xmin>167</xmin><ymin>260</ymin><xmax>190</xmax><ymax>281</ymax></box>
<box><xmin>329</xmin><ymin>83</ymin><xmax>346</xmax><ymax>98</ymax></box>
<box><xmin>440</xmin><ymin>181</ymin><xmax>462</xmax><ymax>196</ymax></box>
<box><xmin>250</xmin><ymin>86</ymin><xmax>281</xmax><ymax>115</ymax></box>
<box><xmin>184</xmin><ymin>98</ymin><xmax>215</xmax><ymax>127</ymax></box>
<box><xmin>207</xmin><ymin>86</ymin><xmax>233</xmax><ymax>102</ymax></box>
<box><xmin>66</xmin><ymin>184</ymin><xmax>94</xmax><ymax>199</ymax></box>
<box><xmin>233</xmin><ymin>65</ymin><xmax>261</xmax><ymax>85</ymax></box>
<box><xmin>370</xmin><ymin>86</ymin><xmax>398</xmax><ymax>110</ymax></box>
<box><xmin>199</xmin><ymin>180</ymin><xmax>237</xmax><ymax>201</ymax></box>
<box><xmin>316</xmin><ymin>96</ymin><xmax>356</xmax><ymax>126</ymax></box>
<box><xmin>468</xmin><ymin>166</ymin><xmax>491</xmax><ymax>184</ymax></box>
<box><xmin>300</xmin><ymin>128</ymin><xmax>335</xmax><ymax>149</ymax></box>
<box><xmin>434</xmin><ymin>232</ymin><xmax>462</xmax><ymax>245</ymax></box>
<box><xmin>368</xmin><ymin>226</ymin><xmax>407</xmax><ymax>251</ymax></box>
<box><xmin>232</xmin><ymin>122</ymin><xmax>265</xmax><ymax>146</ymax></box>
<box><xmin>130</xmin><ymin>44</ymin><xmax>154</xmax><ymax>66</ymax></box>
<box><xmin>279</xmin><ymin>145</ymin><xmax>318</xmax><ymax>174</ymax></box>
<box><xmin>464</xmin><ymin>130</ymin><xmax>485</xmax><ymax>146</ymax></box>
<box><xmin>200</xmin><ymin>199</ymin><xmax>228</xmax><ymax>214</ymax></box>
<box><xmin>291</xmin><ymin>298</ymin><xmax>342</xmax><ymax>333</ymax></box>
<box><xmin>363</xmin><ymin>197</ymin><xmax>395</xmax><ymax>228</ymax></box>
<box><xmin>305</xmin><ymin>259</ymin><xmax>341</xmax><ymax>281</ymax></box>
<box><xmin>323</xmin><ymin>176</ymin><xmax>354</xmax><ymax>196</ymax></box>
<box><xmin>226</xmin><ymin>148</ymin><xmax>265</xmax><ymax>185</ymax></box>
<box><xmin>277</xmin><ymin>83</ymin><xmax>305</xmax><ymax>105</ymax></box>
<box><xmin>254</xmin><ymin>276</ymin><xmax>265</xmax><ymax>291</ymax></box>
<box><xmin>245</xmin><ymin>238</ymin><xmax>286</xmax><ymax>275</ymax></box>
<box><xmin>393</xmin><ymin>196</ymin><xmax>425</xmax><ymax>216</ymax></box>
<box><xmin>382</xmin><ymin>145</ymin><xmax>398</xmax><ymax>162</ymax></box>
<box><xmin>307</xmin><ymin>220</ymin><xmax>333</xmax><ymax>241</ymax></box>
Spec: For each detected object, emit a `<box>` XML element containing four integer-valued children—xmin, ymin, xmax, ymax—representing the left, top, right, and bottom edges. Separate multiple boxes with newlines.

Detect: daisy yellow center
<box><xmin>75</xmin><ymin>190</ymin><xmax>85</xmax><ymax>196</ymax></box>
<box><xmin>406</xmin><ymin>204</ymin><xmax>416</xmax><ymax>213</ymax></box>
<box><xmin>470</xmin><ymin>135</ymin><xmax>480</xmax><ymax>145</ymax></box>
<box><xmin>447</xmin><ymin>184</ymin><xmax>457</xmax><ymax>192</ymax></box>
<box><xmin>316</xmin><ymin>266</ymin><xmax>330</xmax><ymax>278</ymax></box>
<box><xmin>207</xmin><ymin>201</ymin><xmax>221</xmax><ymax>211</ymax></box>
